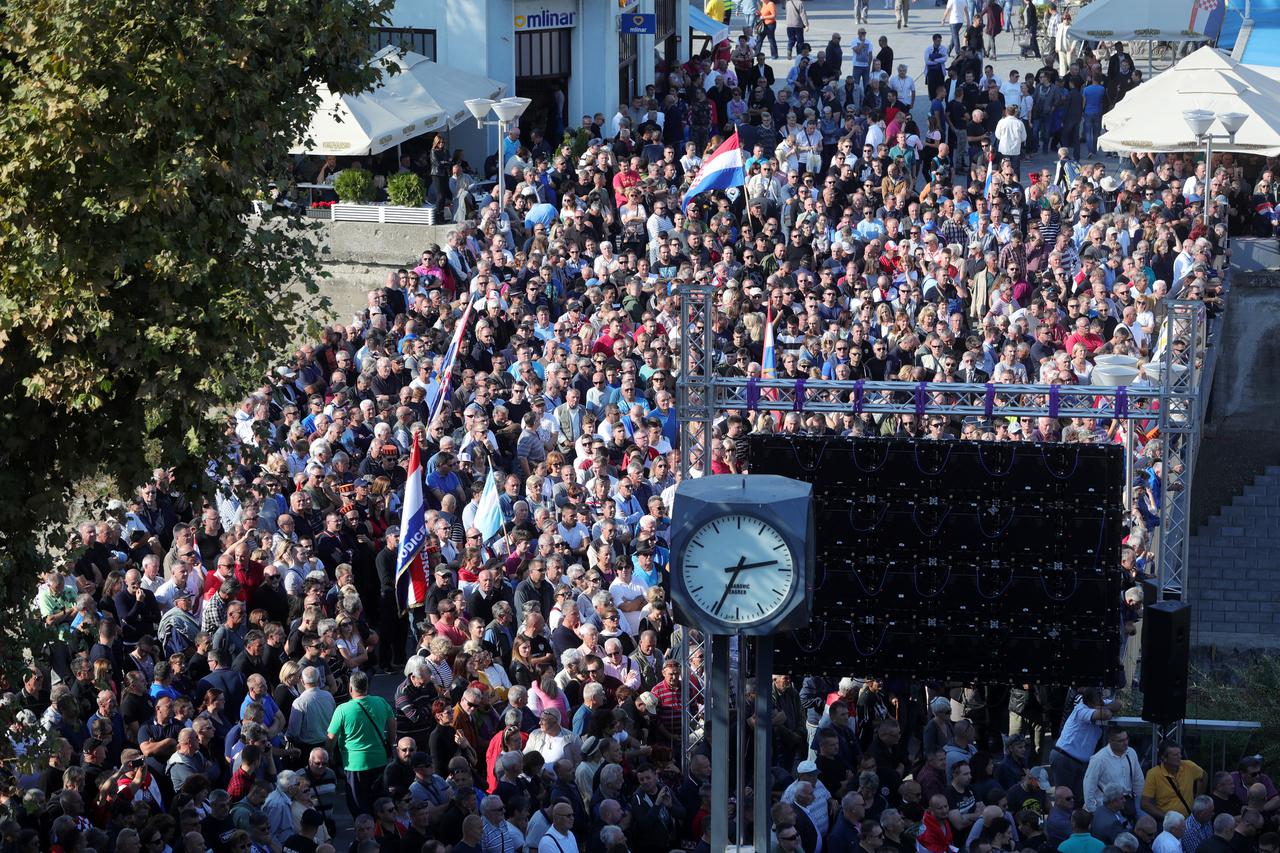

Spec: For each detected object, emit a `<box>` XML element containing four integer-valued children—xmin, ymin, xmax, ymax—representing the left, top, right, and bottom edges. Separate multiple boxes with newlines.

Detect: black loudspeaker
<box><xmin>1141</xmin><ymin>601</ymin><xmax>1192</xmax><ymax>724</ymax></box>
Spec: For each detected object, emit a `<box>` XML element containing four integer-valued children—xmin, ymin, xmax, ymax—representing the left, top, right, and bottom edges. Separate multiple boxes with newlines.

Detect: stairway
<box><xmin>1186</xmin><ymin>466</ymin><xmax>1280</xmax><ymax>649</ymax></box>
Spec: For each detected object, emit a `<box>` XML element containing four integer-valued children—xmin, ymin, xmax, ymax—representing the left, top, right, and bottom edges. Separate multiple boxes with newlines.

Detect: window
<box><xmin>516</xmin><ymin>29</ymin><xmax>572</xmax><ymax>79</ymax></box>
<box><xmin>655</xmin><ymin>0</ymin><xmax>676</xmax><ymax>42</ymax></box>
<box><xmin>369</xmin><ymin>27</ymin><xmax>437</xmax><ymax>60</ymax></box>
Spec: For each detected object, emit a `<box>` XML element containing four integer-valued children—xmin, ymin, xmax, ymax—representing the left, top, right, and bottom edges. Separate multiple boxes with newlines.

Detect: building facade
<box><xmin>382</xmin><ymin>0</ymin><xmax>690</xmax><ymax>159</ymax></box>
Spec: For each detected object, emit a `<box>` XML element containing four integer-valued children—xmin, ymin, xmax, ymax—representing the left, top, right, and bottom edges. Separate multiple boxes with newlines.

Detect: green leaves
<box><xmin>0</xmin><ymin>0</ymin><xmax>391</xmax><ymax>687</ymax></box>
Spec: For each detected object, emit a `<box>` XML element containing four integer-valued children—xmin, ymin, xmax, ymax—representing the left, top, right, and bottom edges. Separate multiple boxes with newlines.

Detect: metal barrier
<box><xmin>1112</xmin><ymin>716</ymin><xmax>1262</xmax><ymax>777</ymax></box>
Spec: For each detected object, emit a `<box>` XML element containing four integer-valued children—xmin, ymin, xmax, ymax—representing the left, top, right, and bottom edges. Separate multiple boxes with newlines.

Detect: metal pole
<box><xmin>734</xmin><ymin>635</ymin><xmax>746</xmax><ymax>850</ymax></box>
<box><xmin>1147</xmin><ymin>39</ymin><xmax>1152</xmax><ymax>76</ymax></box>
<box><xmin>1203</xmin><ymin>132</ymin><xmax>1212</xmax><ymax>230</ymax></box>
<box><xmin>754</xmin><ymin>640</ymin><xmax>774</xmax><ymax>853</ymax></box>
<box><xmin>496</xmin><ymin>118</ymin><xmax>506</xmax><ymax>194</ymax></box>
<box><xmin>710</xmin><ymin>633</ymin><xmax>731</xmax><ymax>853</ymax></box>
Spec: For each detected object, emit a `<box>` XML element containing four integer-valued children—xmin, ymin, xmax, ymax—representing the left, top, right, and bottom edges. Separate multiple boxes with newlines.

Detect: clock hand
<box><xmin>712</xmin><ymin>556</ymin><xmax>746</xmax><ymax>616</ymax></box>
<box><xmin>721</xmin><ymin>560</ymin><xmax>779</xmax><ymax>573</ymax></box>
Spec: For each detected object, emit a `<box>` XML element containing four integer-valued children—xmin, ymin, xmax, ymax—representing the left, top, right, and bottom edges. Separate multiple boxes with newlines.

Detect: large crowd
<box><xmin>10</xmin><ymin>2</ymin><xmax>1280</xmax><ymax>852</ymax></box>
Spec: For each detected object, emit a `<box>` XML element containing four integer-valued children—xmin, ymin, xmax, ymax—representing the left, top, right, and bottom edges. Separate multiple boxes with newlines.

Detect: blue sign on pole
<box><xmin>619</xmin><ymin>13</ymin><xmax>657</xmax><ymax>34</ymax></box>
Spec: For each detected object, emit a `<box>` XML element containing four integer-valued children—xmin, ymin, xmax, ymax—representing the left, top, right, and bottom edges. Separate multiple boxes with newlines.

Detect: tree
<box><xmin>0</xmin><ymin>0</ymin><xmax>391</xmax><ymax>721</ymax></box>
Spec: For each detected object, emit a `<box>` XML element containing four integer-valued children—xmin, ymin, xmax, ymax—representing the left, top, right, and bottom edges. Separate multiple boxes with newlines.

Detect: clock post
<box><xmin>670</xmin><ymin>475</ymin><xmax>814</xmax><ymax>852</ymax></box>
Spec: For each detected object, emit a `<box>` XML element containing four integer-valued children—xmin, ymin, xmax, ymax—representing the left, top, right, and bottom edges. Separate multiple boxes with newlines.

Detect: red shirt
<box><xmin>919</xmin><ymin>810</ymin><xmax>955</xmax><ymax>853</ymax></box>
<box><xmin>612</xmin><ymin>170</ymin><xmax>641</xmax><ymax>207</ymax></box>
<box><xmin>234</xmin><ymin>558</ymin><xmax>264</xmax><ymax>601</ymax></box>
<box><xmin>651</xmin><ymin>679</ymin><xmax>686</xmax><ymax>736</ymax></box>
<box><xmin>227</xmin><ymin>766</ymin><xmax>255</xmax><ymax>801</ymax></box>
<box><xmin>434</xmin><ymin>618</ymin><xmax>467</xmax><ymax>647</ymax></box>
<box><xmin>1063</xmin><ymin>330</ymin><xmax>1104</xmax><ymax>354</ymax></box>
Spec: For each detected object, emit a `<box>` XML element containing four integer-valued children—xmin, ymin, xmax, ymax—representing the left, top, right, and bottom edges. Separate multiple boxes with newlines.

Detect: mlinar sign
<box><xmin>514</xmin><ymin>8</ymin><xmax>577</xmax><ymax>29</ymax></box>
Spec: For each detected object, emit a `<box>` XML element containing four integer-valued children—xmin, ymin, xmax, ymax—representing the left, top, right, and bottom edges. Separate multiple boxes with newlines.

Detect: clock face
<box><xmin>679</xmin><ymin>513</ymin><xmax>797</xmax><ymax>626</ymax></box>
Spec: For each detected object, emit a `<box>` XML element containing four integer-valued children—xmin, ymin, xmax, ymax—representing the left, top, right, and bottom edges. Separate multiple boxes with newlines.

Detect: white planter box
<box><xmin>332</xmin><ymin>203</ymin><xmax>436</xmax><ymax>225</ymax></box>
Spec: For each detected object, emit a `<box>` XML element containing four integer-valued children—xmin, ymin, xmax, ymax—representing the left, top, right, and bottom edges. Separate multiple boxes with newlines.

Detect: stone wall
<box><xmin>308</xmin><ymin>220</ymin><xmax>460</xmax><ymax>320</ymax></box>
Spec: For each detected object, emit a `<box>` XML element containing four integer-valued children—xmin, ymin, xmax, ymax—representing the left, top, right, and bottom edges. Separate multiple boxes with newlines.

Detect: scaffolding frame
<box><xmin>674</xmin><ymin>284</ymin><xmax>1210</xmax><ymax>765</ymax></box>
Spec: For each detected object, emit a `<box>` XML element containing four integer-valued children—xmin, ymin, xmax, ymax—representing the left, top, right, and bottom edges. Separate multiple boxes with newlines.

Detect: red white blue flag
<box><xmin>426</xmin><ymin>293</ymin><xmax>478</xmax><ymax>424</ymax></box>
<box><xmin>761</xmin><ymin>303</ymin><xmax>776</xmax><ymax>380</ymax></box>
<box><xmin>681</xmin><ymin>131</ymin><xmax>746</xmax><ymax>212</ymax></box>
<box><xmin>394</xmin><ymin>432</ymin><xmax>429</xmax><ymax>611</ymax></box>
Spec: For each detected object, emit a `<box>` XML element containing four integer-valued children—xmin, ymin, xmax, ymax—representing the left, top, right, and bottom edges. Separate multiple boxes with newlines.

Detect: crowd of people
<box><xmin>9</xmin><ymin>2</ymin><xmax>1280</xmax><ymax>853</ymax></box>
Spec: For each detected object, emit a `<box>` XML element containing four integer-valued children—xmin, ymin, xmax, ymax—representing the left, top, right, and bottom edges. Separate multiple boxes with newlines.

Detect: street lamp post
<box><xmin>1181</xmin><ymin>109</ymin><xmax>1248</xmax><ymax>229</ymax></box>
<box><xmin>464</xmin><ymin>96</ymin><xmax>532</xmax><ymax>202</ymax></box>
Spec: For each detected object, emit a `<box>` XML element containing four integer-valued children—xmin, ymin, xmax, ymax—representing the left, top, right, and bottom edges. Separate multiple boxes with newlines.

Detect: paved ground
<box><xmin>757</xmin><ymin>0</ymin><xmax>1069</xmax><ymax>176</ymax></box>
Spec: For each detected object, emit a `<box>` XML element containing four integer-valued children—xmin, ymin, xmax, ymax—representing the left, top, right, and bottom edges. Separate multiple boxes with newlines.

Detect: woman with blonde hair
<box><xmin>334</xmin><ymin>615</ymin><xmax>368</xmax><ymax>674</ymax></box>
<box><xmin>423</xmin><ymin>635</ymin><xmax>454</xmax><ymax>689</ymax></box>
<box><xmin>274</xmin><ymin>660</ymin><xmax>303</xmax><ymax>722</ymax></box>
<box><xmin>887</xmin><ymin>311</ymin><xmax>913</xmax><ymax>349</ymax></box>
<box><xmin>916</xmin><ymin>304</ymin><xmax>938</xmax><ymax>337</ymax></box>
<box><xmin>871</xmin><ymin>302</ymin><xmax>895</xmax><ymax>340</ymax></box>
<box><xmin>91</xmin><ymin>657</ymin><xmax>118</xmax><ymax>702</ymax></box>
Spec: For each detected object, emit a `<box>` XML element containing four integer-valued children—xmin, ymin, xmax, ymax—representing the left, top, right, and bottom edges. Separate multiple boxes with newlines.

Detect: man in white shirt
<box><xmin>1083</xmin><ymin>728</ymin><xmax>1146</xmax><ymax>813</ymax></box>
<box><xmin>1153</xmin><ymin>812</ymin><xmax>1186</xmax><ymax>853</ymax></box>
<box><xmin>609</xmin><ymin>102</ymin><xmax>630</xmax><ymax>138</ymax></box>
<box><xmin>850</xmin><ymin>28</ymin><xmax>873</xmax><ymax>86</ymax></box>
<box><xmin>538</xmin><ymin>801</ymin><xmax>580</xmax><ymax>853</ymax></box>
<box><xmin>994</xmin><ymin>105</ymin><xmax>1029</xmax><ymax>180</ymax></box>
<box><xmin>608</xmin><ymin>562</ymin><xmax>649</xmax><ymax>636</ymax></box>
<box><xmin>889</xmin><ymin>65</ymin><xmax>917</xmax><ymax>110</ymax></box>
<box><xmin>1183</xmin><ymin>162</ymin><xmax>1207</xmax><ymax>199</ymax></box>
<box><xmin>139</xmin><ymin>555</ymin><xmax>165</xmax><ymax>593</ymax></box>
<box><xmin>1000</xmin><ymin>70</ymin><xmax>1024</xmax><ymax>104</ymax></box>
<box><xmin>1172</xmin><ymin>239</ymin><xmax>1207</xmax><ymax>286</ymax></box>
<box><xmin>865</xmin><ymin>117</ymin><xmax>888</xmax><ymax>152</ymax></box>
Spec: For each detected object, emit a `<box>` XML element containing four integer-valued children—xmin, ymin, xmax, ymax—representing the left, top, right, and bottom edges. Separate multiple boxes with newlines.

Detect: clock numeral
<box><xmin>772</xmin><ymin>588</ymin><xmax>784</xmax><ymax>597</ymax></box>
<box><xmin>689</xmin><ymin>586</ymin><xmax>703</xmax><ymax>594</ymax></box>
<box><xmin>772</xmin><ymin>543</ymin><xmax>787</xmax><ymax>551</ymax></box>
<box><xmin>758</xmin><ymin>602</ymin><xmax>765</xmax><ymax>614</ymax></box>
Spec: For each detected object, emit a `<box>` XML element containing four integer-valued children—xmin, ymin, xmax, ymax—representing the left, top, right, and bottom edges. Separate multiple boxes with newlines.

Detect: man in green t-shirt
<box><xmin>37</xmin><ymin>570</ymin><xmax>79</xmax><ymax>640</ymax></box>
<box><xmin>326</xmin><ymin>670</ymin><xmax>396</xmax><ymax>817</ymax></box>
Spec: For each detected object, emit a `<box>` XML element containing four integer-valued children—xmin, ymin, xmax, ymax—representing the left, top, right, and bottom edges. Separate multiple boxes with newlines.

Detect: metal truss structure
<box><xmin>674</xmin><ymin>282</ymin><xmax>1213</xmax><ymax>765</ymax></box>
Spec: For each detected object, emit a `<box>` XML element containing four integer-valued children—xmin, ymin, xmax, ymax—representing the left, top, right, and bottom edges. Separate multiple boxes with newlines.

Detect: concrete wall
<box><xmin>306</xmin><ymin>220</ymin><xmax>459</xmax><ymax>320</ymax></box>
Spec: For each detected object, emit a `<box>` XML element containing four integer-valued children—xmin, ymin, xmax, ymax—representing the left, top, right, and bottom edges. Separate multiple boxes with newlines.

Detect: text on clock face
<box><xmin>682</xmin><ymin>514</ymin><xmax>796</xmax><ymax>623</ymax></box>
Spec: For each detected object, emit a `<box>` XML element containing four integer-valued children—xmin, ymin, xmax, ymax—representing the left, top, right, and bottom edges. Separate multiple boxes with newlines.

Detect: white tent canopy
<box><xmin>292</xmin><ymin>50</ymin><xmax>447</xmax><ymax>156</ymax></box>
<box><xmin>292</xmin><ymin>49</ymin><xmax>506</xmax><ymax>156</ymax></box>
<box><xmin>1098</xmin><ymin>46</ymin><xmax>1280</xmax><ymax>155</ymax></box>
<box><xmin>1067</xmin><ymin>0</ymin><xmax>1229</xmax><ymax>43</ymax></box>
<box><xmin>396</xmin><ymin>56</ymin><xmax>508</xmax><ymax>130</ymax></box>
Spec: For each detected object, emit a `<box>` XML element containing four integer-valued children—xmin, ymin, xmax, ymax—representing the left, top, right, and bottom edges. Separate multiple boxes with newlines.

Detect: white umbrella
<box><xmin>1097</xmin><ymin>46</ymin><xmax>1280</xmax><ymax>154</ymax></box>
<box><xmin>291</xmin><ymin>50</ymin><xmax>448</xmax><ymax>156</ymax></box>
<box><xmin>1067</xmin><ymin>0</ymin><xmax>1232</xmax><ymax>44</ymax></box>
<box><xmin>377</xmin><ymin>48</ymin><xmax>507</xmax><ymax>130</ymax></box>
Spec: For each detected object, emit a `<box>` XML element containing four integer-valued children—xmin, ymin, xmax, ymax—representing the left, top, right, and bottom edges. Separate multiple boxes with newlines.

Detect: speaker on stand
<box><xmin>1140</xmin><ymin>601</ymin><xmax>1192</xmax><ymax>725</ymax></box>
